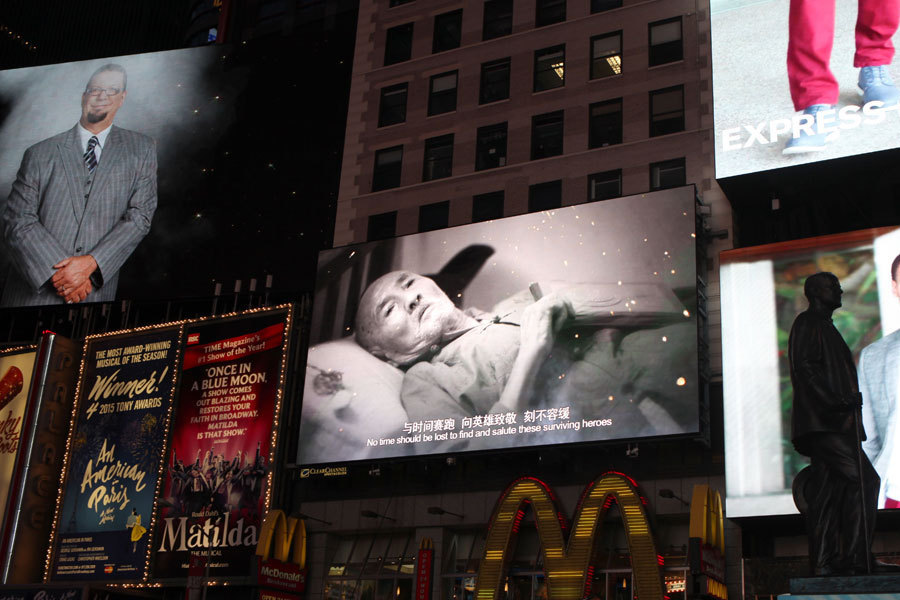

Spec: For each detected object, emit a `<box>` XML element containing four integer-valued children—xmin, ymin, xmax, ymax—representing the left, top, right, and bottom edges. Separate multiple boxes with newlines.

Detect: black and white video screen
<box><xmin>0</xmin><ymin>41</ymin><xmax>341</xmax><ymax>308</ymax></box>
<box><xmin>298</xmin><ymin>187</ymin><xmax>700</xmax><ymax>465</ymax></box>
<box><xmin>722</xmin><ymin>227</ymin><xmax>900</xmax><ymax>517</ymax></box>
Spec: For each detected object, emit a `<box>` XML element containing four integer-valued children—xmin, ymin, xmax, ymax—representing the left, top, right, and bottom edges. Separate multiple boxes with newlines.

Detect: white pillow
<box><xmin>298</xmin><ymin>337</ymin><xmax>410</xmax><ymax>463</ymax></box>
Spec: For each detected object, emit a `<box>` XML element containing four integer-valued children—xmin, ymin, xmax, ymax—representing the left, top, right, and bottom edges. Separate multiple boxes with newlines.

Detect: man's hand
<box><xmin>51</xmin><ymin>255</ymin><xmax>98</xmax><ymax>297</ymax></box>
<box><xmin>61</xmin><ymin>279</ymin><xmax>92</xmax><ymax>304</ymax></box>
<box><xmin>493</xmin><ymin>293</ymin><xmax>575</xmax><ymax>415</ymax></box>
<box><xmin>519</xmin><ymin>293</ymin><xmax>575</xmax><ymax>360</ymax></box>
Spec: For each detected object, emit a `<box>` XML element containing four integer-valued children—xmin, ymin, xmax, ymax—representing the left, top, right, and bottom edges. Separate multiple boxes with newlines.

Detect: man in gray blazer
<box><xmin>860</xmin><ymin>252</ymin><xmax>900</xmax><ymax>508</ymax></box>
<box><xmin>1</xmin><ymin>63</ymin><xmax>156</xmax><ymax>307</ymax></box>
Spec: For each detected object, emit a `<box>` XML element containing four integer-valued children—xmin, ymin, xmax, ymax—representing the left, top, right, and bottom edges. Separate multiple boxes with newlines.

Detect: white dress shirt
<box><xmin>77</xmin><ymin>123</ymin><xmax>112</xmax><ymax>163</ymax></box>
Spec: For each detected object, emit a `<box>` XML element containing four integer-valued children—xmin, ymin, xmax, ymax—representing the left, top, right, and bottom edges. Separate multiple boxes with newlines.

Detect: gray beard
<box><xmin>86</xmin><ymin>111</ymin><xmax>107</xmax><ymax>124</ymax></box>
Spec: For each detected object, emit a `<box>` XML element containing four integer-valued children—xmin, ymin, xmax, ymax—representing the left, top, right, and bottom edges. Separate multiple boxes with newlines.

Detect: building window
<box><xmin>589</xmin><ymin>98</ymin><xmax>622</xmax><ymax>148</ymax></box>
<box><xmin>419</xmin><ymin>200</ymin><xmax>450</xmax><ymax>232</ymax></box>
<box><xmin>368</xmin><ymin>211</ymin><xmax>397</xmax><ymax>241</ymax></box>
<box><xmin>534</xmin><ymin>45</ymin><xmax>565</xmax><ymax>92</ymax></box>
<box><xmin>475</xmin><ymin>122</ymin><xmax>508</xmax><ymax>170</ymax></box>
<box><xmin>649</xmin><ymin>85</ymin><xmax>685</xmax><ymax>136</ymax></box>
<box><xmin>378</xmin><ymin>83</ymin><xmax>408</xmax><ymax>127</ymax></box>
<box><xmin>325</xmin><ymin>533</ymin><xmax>416</xmax><ymax>600</ymax></box>
<box><xmin>535</xmin><ymin>0</ymin><xmax>566</xmax><ymax>27</ymax></box>
<box><xmin>472</xmin><ymin>191</ymin><xmax>504</xmax><ymax>222</ymax></box>
<box><xmin>590</xmin><ymin>32</ymin><xmax>622</xmax><ymax>79</ymax></box>
<box><xmin>531</xmin><ymin>110</ymin><xmax>564</xmax><ymax>159</ymax></box>
<box><xmin>483</xmin><ymin>0</ymin><xmax>513</xmax><ymax>40</ymax></box>
<box><xmin>480</xmin><ymin>58</ymin><xmax>511</xmax><ymax>104</ymax></box>
<box><xmin>428</xmin><ymin>71</ymin><xmax>458</xmax><ymax>115</ymax></box>
<box><xmin>433</xmin><ymin>10</ymin><xmax>463</xmax><ymax>53</ymax></box>
<box><xmin>384</xmin><ymin>23</ymin><xmax>414</xmax><ymax>66</ymax></box>
<box><xmin>650</xmin><ymin>158</ymin><xmax>686</xmax><ymax>190</ymax></box>
<box><xmin>649</xmin><ymin>17</ymin><xmax>683</xmax><ymax>66</ymax></box>
<box><xmin>423</xmin><ymin>134</ymin><xmax>454</xmax><ymax>181</ymax></box>
<box><xmin>442</xmin><ymin>530</ymin><xmax>485</xmax><ymax>599</ymax></box>
<box><xmin>529</xmin><ymin>180</ymin><xmax>562</xmax><ymax>212</ymax></box>
<box><xmin>588</xmin><ymin>169</ymin><xmax>622</xmax><ymax>201</ymax></box>
<box><xmin>590</xmin><ymin>0</ymin><xmax>622</xmax><ymax>13</ymax></box>
<box><xmin>373</xmin><ymin>146</ymin><xmax>403</xmax><ymax>191</ymax></box>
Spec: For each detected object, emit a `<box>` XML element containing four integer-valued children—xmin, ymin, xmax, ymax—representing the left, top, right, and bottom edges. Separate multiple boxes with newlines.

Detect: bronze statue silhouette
<box><xmin>789</xmin><ymin>272</ymin><xmax>878</xmax><ymax>576</ymax></box>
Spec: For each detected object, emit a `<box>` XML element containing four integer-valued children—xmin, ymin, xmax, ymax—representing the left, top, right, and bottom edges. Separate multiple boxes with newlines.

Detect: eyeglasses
<box><xmin>84</xmin><ymin>87</ymin><xmax>123</xmax><ymax>97</ymax></box>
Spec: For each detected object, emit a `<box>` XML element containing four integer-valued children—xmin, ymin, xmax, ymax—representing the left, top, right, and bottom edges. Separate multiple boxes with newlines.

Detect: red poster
<box><xmin>153</xmin><ymin>308</ymin><xmax>290</xmax><ymax>579</ymax></box>
<box><xmin>415</xmin><ymin>548</ymin><xmax>433</xmax><ymax>600</ymax></box>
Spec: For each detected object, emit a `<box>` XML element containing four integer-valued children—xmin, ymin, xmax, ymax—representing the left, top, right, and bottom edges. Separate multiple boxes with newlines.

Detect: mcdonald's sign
<box><xmin>256</xmin><ymin>510</ymin><xmax>307</xmax><ymax>595</ymax></box>
<box><xmin>475</xmin><ymin>472</ymin><xmax>663</xmax><ymax>600</ymax></box>
<box><xmin>688</xmin><ymin>484</ymin><xmax>726</xmax><ymax>600</ymax></box>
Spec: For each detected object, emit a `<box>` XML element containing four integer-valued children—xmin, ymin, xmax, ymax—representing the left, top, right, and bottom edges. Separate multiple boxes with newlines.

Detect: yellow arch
<box><xmin>688</xmin><ymin>484</ymin><xmax>724</xmax><ymax>554</ymax></box>
<box><xmin>256</xmin><ymin>509</ymin><xmax>307</xmax><ymax>568</ymax></box>
<box><xmin>475</xmin><ymin>473</ymin><xmax>663</xmax><ymax>600</ymax></box>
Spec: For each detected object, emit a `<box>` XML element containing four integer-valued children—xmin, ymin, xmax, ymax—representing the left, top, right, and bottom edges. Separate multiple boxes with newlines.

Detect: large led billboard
<box><xmin>298</xmin><ymin>187</ymin><xmax>700</xmax><ymax>465</ymax></box>
<box><xmin>0</xmin><ymin>41</ymin><xmax>336</xmax><ymax>308</ymax></box>
<box><xmin>722</xmin><ymin>226</ymin><xmax>900</xmax><ymax>517</ymax></box>
<box><xmin>711</xmin><ymin>0</ymin><xmax>900</xmax><ymax>179</ymax></box>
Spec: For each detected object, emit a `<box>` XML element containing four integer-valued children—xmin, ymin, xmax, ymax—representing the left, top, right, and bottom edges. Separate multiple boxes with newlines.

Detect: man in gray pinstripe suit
<box><xmin>1</xmin><ymin>63</ymin><xmax>156</xmax><ymax>307</ymax></box>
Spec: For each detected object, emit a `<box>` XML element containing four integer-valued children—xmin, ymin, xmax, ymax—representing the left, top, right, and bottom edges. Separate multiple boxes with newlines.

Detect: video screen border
<box><xmin>298</xmin><ymin>186</ymin><xmax>705</xmax><ymax>467</ymax></box>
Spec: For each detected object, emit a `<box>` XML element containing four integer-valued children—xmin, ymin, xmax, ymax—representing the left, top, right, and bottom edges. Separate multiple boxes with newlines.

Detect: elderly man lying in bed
<box><xmin>353</xmin><ymin>271</ymin><xmax>694</xmax><ymax>442</ymax></box>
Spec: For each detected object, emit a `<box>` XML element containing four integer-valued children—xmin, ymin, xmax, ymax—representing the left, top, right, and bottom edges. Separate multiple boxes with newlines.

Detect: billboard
<box><xmin>721</xmin><ymin>226</ymin><xmax>900</xmax><ymax>517</ymax></box>
<box><xmin>0</xmin><ymin>347</ymin><xmax>37</xmax><ymax>540</ymax></box>
<box><xmin>711</xmin><ymin>0</ymin><xmax>900</xmax><ymax>178</ymax></box>
<box><xmin>0</xmin><ymin>39</ymin><xmax>339</xmax><ymax>308</ymax></box>
<box><xmin>298</xmin><ymin>187</ymin><xmax>700</xmax><ymax>465</ymax></box>
<box><xmin>2</xmin><ymin>333</ymin><xmax>81</xmax><ymax>584</ymax></box>
<box><xmin>152</xmin><ymin>307</ymin><xmax>291</xmax><ymax>580</ymax></box>
<box><xmin>47</xmin><ymin>326</ymin><xmax>181</xmax><ymax>581</ymax></box>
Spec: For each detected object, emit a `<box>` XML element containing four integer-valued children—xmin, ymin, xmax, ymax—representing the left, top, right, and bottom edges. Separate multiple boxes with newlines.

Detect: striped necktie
<box><xmin>84</xmin><ymin>136</ymin><xmax>99</xmax><ymax>172</ymax></box>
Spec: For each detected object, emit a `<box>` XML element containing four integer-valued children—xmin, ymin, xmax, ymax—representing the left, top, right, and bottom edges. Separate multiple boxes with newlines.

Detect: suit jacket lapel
<box><xmin>58</xmin><ymin>125</ymin><xmax>85</xmax><ymax>223</ymax></box>
<box><xmin>87</xmin><ymin>125</ymin><xmax>124</xmax><ymax>211</ymax></box>
<box><xmin>885</xmin><ymin>334</ymin><xmax>900</xmax><ymax>405</ymax></box>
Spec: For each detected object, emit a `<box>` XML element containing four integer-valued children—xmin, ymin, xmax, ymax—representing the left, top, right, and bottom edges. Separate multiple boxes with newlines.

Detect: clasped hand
<box><xmin>51</xmin><ymin>255</ymin><xmax>98</xmax><ymax>304</ymax></box>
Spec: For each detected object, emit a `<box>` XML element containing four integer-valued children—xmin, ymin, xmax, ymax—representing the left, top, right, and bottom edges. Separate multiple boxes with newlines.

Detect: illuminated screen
<box><xmin>711</xmin><ymin>0</ymin><xmax>900</xmax><ymax>178</ymax></box>
<box><xmin>0</xmin><ymin>41</ymin><xmax>333</xmax><ymax>308</ymax></box>
<box><xmin>298</xmin><ymin>187</ymin><xmax>700</xmax><ymax>465</ymax></box>
<box><xmin>722</xmin><ymin>227</ymin><xmax>900</xmax><ymax>517</ymax></box>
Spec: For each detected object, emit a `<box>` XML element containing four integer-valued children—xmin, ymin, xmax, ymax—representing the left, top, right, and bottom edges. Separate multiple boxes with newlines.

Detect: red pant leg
<box><xmin>787</xmin><ymin>0</ymin><xmax>839</xmax><ymax>110</ymax></box>
<box><xmin>855</xmin><ymin>0</ymin><xmax>900</xmax><ymax>67</ymax></box>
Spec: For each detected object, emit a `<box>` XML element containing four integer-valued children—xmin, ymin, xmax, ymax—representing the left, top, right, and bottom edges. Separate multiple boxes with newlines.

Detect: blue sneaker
<box><xmin>858</xmin><ymin>65</ymin><xmax>900</xmax><ymax>107</ymax></box>
<box><xmin>783</xmin><ymin>104</ymin><xmax>839</xmax><ymax>155</ymax></box>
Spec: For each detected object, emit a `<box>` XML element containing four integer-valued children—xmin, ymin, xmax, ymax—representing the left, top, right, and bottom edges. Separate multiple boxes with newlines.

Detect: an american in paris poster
<box><xmin>50</xmin><ymin>327</ymin><xmax>180</xmax><ymax>580</ymax></box>
<box><xmin>152</xmin><ymin>309</ymin><xmax>288</xmax><ymax>579</ymax></box>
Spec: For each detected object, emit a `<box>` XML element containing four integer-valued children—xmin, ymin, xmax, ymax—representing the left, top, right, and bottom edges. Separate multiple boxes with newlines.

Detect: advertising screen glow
<box><xmin>722</xmin><ymin>227</ymin><xmax>900</xmax><ymax>517</ymax></box>
<box><xmin>712</xmin><ymin>0</ymin><xmax>900</xmax><ymax>178</ymax></box>
<box><xmin>298</xmin><ymin>187</ymin><xmax>701</xmax><ymax>465</ymax></box>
